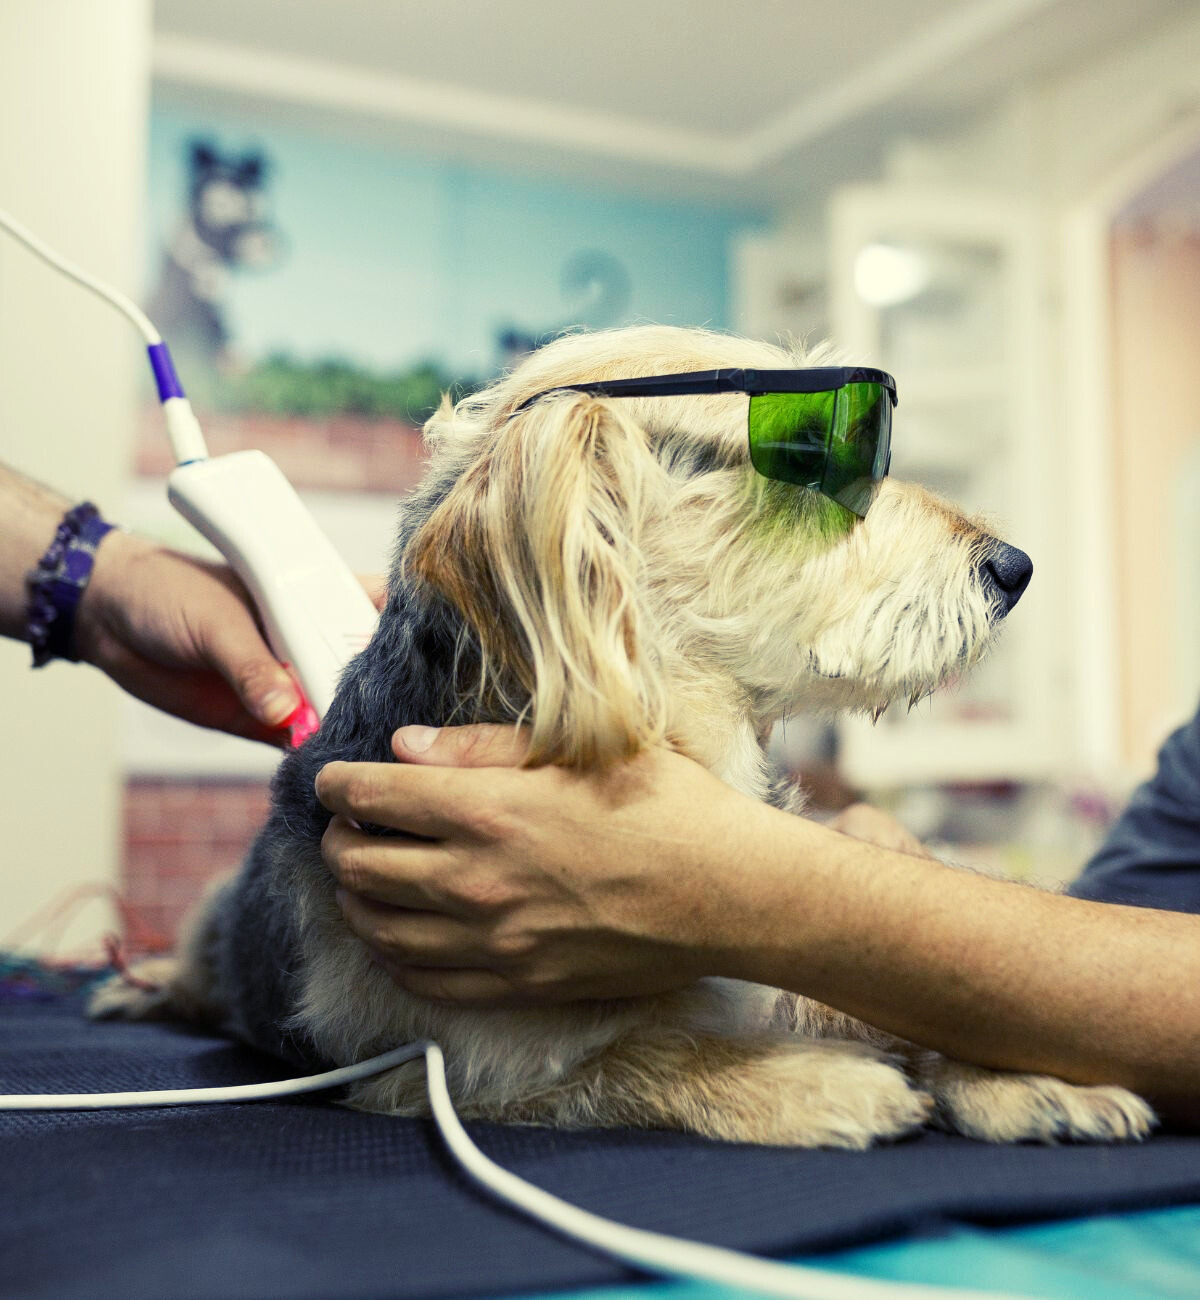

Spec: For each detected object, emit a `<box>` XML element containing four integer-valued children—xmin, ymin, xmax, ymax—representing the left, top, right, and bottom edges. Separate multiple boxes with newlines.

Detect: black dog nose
<box><xmin>980</xmin><ymin>541</ymin><xmax>1033</xmax><ymax>616</ymax></box>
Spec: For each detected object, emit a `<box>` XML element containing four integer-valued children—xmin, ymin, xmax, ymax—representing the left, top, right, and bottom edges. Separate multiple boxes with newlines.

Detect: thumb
<box><xmin>392</xmin><ymin>723</ymin><xmax>530</xmax><ymax>768</ymax></box>
<box><xmin>207</xmin><ymin>615</ymin><xmax>302</xmax><ymax>728</ymax></box>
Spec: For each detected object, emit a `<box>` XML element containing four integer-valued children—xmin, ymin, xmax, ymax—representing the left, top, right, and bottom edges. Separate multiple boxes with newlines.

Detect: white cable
<box><xmin>0</xmin><ymin>204</ymin><xmax>210</xmax><ymax>462</ymax></box>
<box><xmin>0</xmin><ymin>1041</ymin><xmax>425</xmax><ymax>1109</ymax></box>
<box><xmin>421</xmin><ymin>1041</ymin><xmax>1026</xmax><ymax>1300</ymax></box>
<box><xmin>0</xmin><ymin>206</ymin><xmax>161</xmax><ymax>345</ymax></box>
<box><xmin>0</xmin><ymin>1040</ymin><xmax>1027</xmax><ymax>1300</ymax></box>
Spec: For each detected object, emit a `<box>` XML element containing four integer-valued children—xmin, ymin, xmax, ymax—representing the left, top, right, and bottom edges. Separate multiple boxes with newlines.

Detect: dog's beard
<box><xmin>684</xmin><ymin>479</ymin><xmax>1002</xmax><ymax>725</ymax></box>
<box><xmin>797</xmin><ymin>591</ymin><xmax>995</xmax><ymax>719</ymax></box>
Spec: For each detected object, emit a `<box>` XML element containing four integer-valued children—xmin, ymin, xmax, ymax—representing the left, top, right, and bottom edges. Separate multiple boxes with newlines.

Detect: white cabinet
<box><xmin>830</xmin><ymin>185</ymin><xmax>1066</xmax><ymax>788</ymax></box>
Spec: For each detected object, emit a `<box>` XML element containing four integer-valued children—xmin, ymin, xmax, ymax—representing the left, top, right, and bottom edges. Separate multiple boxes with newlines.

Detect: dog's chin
<box><xmin>783</xmin><ymin>645</ymin><xmax>991</xmax><ymax>721</ymax></box>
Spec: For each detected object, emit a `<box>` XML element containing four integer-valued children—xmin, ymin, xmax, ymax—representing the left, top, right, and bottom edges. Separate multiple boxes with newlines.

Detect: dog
<box><xmin>94</xmin><ymin>325</ymin><xmax>1155</xmax><ymax>1149</ymax></box>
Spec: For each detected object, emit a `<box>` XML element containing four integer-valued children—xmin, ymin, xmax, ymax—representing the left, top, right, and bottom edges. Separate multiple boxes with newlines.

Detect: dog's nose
<box><xmin>980</xmin><ymin>541</ymin><xmax>1033</xmax><ymax>616</ymax></box>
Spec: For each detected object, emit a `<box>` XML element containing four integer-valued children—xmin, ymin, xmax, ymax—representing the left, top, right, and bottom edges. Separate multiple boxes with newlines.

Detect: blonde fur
<box><xmin>408</xmin><ymin>391</ymin><xmax>668</xmax><ymax>768</ymax></box>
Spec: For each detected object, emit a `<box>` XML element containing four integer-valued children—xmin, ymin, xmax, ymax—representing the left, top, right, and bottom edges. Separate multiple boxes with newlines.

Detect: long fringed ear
<box><xmin>405</xmin><ymin>392</ymin><xmax>667</xmax><ymax>769</ymax></box>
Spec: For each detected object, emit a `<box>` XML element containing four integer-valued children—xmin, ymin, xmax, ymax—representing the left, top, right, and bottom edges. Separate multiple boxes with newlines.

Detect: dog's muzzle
<box><xmin>980</xmin><ymin>540</ymin><xmax>1033</xmax><ymax>617</ymax></box>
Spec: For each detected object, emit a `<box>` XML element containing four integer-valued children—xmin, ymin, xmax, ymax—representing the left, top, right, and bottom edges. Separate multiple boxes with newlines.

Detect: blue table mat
<box><xmin>4</xmin><ymin>988</ymin><xmax>1200</xmax><ymax>1299</ymax></box>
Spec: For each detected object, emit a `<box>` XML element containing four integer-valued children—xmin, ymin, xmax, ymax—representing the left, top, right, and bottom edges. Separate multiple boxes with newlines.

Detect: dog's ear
<box><xmin>406</xmin><ymin>392</ymin><xmax>667</xmax><ymax>769</ymax></box>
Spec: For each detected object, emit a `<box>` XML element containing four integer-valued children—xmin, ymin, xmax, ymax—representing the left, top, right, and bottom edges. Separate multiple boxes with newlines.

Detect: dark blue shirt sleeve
<box><xmin>1068</xmin><ymin>699</ymin><xmax>1200</xmax><ymax>913</ymax></box>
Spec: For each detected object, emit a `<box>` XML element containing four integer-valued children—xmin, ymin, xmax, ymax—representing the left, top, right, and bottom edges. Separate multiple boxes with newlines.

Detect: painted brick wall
<box><xmin>122</xmin><ymin>778</ymin><xmax>273</xmax><ymax>944</ymax></box>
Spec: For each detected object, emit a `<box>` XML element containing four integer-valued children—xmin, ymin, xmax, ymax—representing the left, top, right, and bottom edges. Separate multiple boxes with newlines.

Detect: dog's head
<box><xmin>401</xmin><ymin>325</ymin><xmax>1030</xmax><ymax>774</ymax></box>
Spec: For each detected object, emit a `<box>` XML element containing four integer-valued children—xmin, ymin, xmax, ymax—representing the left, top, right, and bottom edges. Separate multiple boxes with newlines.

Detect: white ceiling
<box><xmin>152</xmin><ymin>0</ymin><xmax>1192</xmax><ymax>201</ymax></box>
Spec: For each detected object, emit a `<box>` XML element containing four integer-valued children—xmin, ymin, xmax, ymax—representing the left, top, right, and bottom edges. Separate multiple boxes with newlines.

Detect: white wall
<box><xmin>0</xmin><ymin>1</ymin><xmax>150</xmax><ymax>948</ymax></box>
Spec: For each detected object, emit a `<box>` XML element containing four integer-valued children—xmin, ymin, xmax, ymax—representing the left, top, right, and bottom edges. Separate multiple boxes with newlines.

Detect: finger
<box><xmin>100</xmin><ymin>643</ymin><xmax>291</xmax><ymax>747</ymax></box>
<box><xmin>336</xmin><ymin>888</ymin><xmax>487</xmax><ymax>967</ymax></box>
<box><xmin>392</xmin><ymin>723</ymin><xmax>530</xmax><ymax>769</ymax></box>
<box><xmin>197</xmin><ymin>592</ymin><xmax>301</xmax><ymax>729</ymax></box>
<box><xmin>315</xmin><ymin>761</ymin><xmax>484</xmax><ymax>839</ymax></box>
<box><xmin>322</xmin><ymin>815</ymin><xmax>449</xmax><ymax>907</ymax></box>
<box><xmin>829</xmin><ymin>803</ymin><xmax>928</xmax><ymax>856</ymax></box>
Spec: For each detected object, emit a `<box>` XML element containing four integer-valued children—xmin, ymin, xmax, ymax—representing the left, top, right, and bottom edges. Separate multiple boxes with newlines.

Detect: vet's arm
<box><xmin>318</xmin><ymin>723</ymin><xmax>1200</xmax><ymax>1124</ymax></box>
<box><xmin>0</xmin><ymin>459</ymin><xmax>301</xmax><ymax>741</ymax></box>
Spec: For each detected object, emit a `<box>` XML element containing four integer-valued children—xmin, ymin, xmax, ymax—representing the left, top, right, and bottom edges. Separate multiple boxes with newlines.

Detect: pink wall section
<box><xmin>1109</xmin><ymin>225</ymin><xmax>1200</xmax><ymax>769</ymax></box>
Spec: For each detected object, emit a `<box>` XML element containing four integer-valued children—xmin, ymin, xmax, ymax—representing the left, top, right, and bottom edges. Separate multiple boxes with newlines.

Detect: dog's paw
<box><xmin>87</xmin><ymin>960</ymin><xmax>180</xmax><ymax>1021</ymax></box>
<box><xmin>437</xmin><ymin>1031</ymin><xmax>935</xmax><ymax>1150</ymax></box>
<box><xmin>655</xmin><ymin>1038</ymin><xmax>934</xmax><ymax>1150</ymax></box>
<box><xmin>928</xmin><ymin>1060</ymin><xmax>1156</xmax><ymax>1143</ymax></box>
<box><xmin>767</xmin><ymin>1045</ymin><xmax>935</xmax><ymax>1150</ymax></box>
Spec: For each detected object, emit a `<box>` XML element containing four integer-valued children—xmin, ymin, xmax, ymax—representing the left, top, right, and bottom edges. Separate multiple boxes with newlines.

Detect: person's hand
<box><xmin>76</xmin><ymin>532</ymin><xmax>389</xmax><ymax>744</ymax></box>
<box><xmin>75</xmin><ymin>530</ymin><xmax>304</xmax><ymax>745</ymax></box>
<box><xmin>827</xmin><ymin>802</ymin><xmax>931</xmax><ymax>857</ymax></box>
<box><xmin>316</xmin><ymin>725</ymin><xmax>779</xmax><ymax>1005</ymax></box>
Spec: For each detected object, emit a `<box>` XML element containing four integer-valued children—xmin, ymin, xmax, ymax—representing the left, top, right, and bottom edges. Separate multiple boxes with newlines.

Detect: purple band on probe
<box><xmin>147</xmin><ymin>342</ymin><xmax>186</xmax><ymax>401</ymax></box>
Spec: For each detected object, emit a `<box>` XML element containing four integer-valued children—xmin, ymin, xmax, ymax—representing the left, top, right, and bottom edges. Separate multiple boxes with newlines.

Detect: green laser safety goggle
<box><xmin>520</xmin><ymin>367</ymin><xmax>897</xmax><ymax>517</ymax></box>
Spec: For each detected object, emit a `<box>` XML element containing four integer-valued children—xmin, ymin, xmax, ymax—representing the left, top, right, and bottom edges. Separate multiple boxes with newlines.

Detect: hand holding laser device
<box><xmin>0</xmin><ymin>206</ymin><xmax>379</xmax><ymax>737</ymax></box>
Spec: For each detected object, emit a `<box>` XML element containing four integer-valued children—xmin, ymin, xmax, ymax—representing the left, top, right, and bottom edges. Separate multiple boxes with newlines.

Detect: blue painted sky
<box><xmin>146</xmin><ymin>103</ymin><xmax>766</xmax><ymax>379</ymax></box>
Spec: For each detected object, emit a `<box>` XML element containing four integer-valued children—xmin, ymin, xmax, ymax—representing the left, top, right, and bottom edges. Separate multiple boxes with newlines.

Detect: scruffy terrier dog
<box><xmin>95</xmin><ymin>325</ymin><xmax>1155</xmax><ymax>1149</ymax></box>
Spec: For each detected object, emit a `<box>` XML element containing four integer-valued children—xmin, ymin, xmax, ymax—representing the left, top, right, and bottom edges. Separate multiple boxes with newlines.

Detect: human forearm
<box><xmin>718</xmin><ymin>807</ymin><xmax>1200</xmax><ymax>1115</ymax></box>
<box><xmin>319</xmin><ymin>725</ymin><xmax>1200</xmax><ymax>1119</ymax></box>
<box><xmin>0</xmin><ymin>463</ymin><xmax>71</xmax><ymax>638</ymax></box>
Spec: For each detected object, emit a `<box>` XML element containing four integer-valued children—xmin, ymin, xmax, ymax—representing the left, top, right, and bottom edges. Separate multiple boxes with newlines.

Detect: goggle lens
<box><xmin>748</xmin><ymin>382</ymin><xmax>891</xmax><ymax>516</ymax></box>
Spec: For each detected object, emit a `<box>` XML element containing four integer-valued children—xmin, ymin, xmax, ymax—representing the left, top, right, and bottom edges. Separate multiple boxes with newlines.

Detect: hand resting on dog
<box><xmin>319</xmin><ymin>722</ymin><xmax>1200</xmax><ymax>1127</ymax></box>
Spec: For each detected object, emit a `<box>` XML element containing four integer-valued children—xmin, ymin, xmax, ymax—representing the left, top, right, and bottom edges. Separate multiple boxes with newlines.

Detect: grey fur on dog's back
<box><xmin>214</xmin><ymin>471</ymin><xmax>483</xmax><ymax>1065</ymax></box>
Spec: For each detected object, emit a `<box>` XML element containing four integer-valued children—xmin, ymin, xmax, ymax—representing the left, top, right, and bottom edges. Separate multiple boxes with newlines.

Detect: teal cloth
<box><xmin>517</xmin><ymin>1204</ymin><xmax>1200</xmax><ymax>1299</ymax></box>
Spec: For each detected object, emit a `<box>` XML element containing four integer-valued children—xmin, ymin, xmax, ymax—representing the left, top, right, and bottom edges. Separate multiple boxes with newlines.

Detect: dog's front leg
<box><xmin>416</xmin><ymin>1026</ymin><xmax>934</xmax><ymax>1151</ymax></box>
<box><xmin>916</xmin><ymin>1056</ymin><xmax>1156</xmax><ymax>1144</ymax></box>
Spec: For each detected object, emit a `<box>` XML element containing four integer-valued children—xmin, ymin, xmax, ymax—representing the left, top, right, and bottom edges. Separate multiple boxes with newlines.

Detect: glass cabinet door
<box><xmin>830</xmin><ymin>185</ymin><xmax>1065</xmax><ymax>788</ymax></box>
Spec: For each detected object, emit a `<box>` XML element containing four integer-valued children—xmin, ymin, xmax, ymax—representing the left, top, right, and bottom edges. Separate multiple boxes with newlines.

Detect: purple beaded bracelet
<box><xmin>25</xmin><ymin>502</ymin><xmax>115</xmax><ymax>667</ymax></box>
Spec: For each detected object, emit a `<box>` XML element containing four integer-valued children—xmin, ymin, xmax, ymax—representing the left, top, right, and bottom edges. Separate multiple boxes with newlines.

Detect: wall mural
<box><xmin>142</xmin><ymin>105</ymin><xmax>762</xmax><ymax>427</ymax></box>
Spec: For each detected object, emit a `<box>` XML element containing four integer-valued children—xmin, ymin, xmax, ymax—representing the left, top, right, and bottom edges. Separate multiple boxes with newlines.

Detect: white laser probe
<box><xmin>0</xmin><ymin>206</ymin><xmax>379</xmax><ymax>733</ymax></box>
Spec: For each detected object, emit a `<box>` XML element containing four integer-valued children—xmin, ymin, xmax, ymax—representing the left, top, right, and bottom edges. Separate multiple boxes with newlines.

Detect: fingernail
<box><xmin>259</xmin><ymin>686</ymin><xmax>300</xmax><ymax>726</ymax></box>
<box><xmin>397</xmin><ymin>725</ymin><xmax>439</xmax><ymax>753</ymax></box>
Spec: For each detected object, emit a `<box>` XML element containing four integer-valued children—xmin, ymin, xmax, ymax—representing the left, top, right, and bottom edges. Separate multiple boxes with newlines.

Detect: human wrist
<box><xmin>699</xmin><ymin>805</ymin><xmax>915</xmax><ymax>993</ymax></box>
<box><xmin>72</xmin><ymin>530</ymin><xmax>152</xmax><ymax>668</ymax></box>
<box><xmin>0</xmin><ymin>470</ymin><xmax>72</xmax><ymax>640</ymax></box>
<box><xmin>673</xmin><ymin>795</ymin><xmax>834</xmax><ymax>989</ymax></box>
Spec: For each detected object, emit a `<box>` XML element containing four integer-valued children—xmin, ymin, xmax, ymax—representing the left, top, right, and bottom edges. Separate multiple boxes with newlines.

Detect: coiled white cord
<box><xmin>0</xmin><ymin>1041</ymin><xmax>1026</xmax><ymax>1300</ymax></box>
